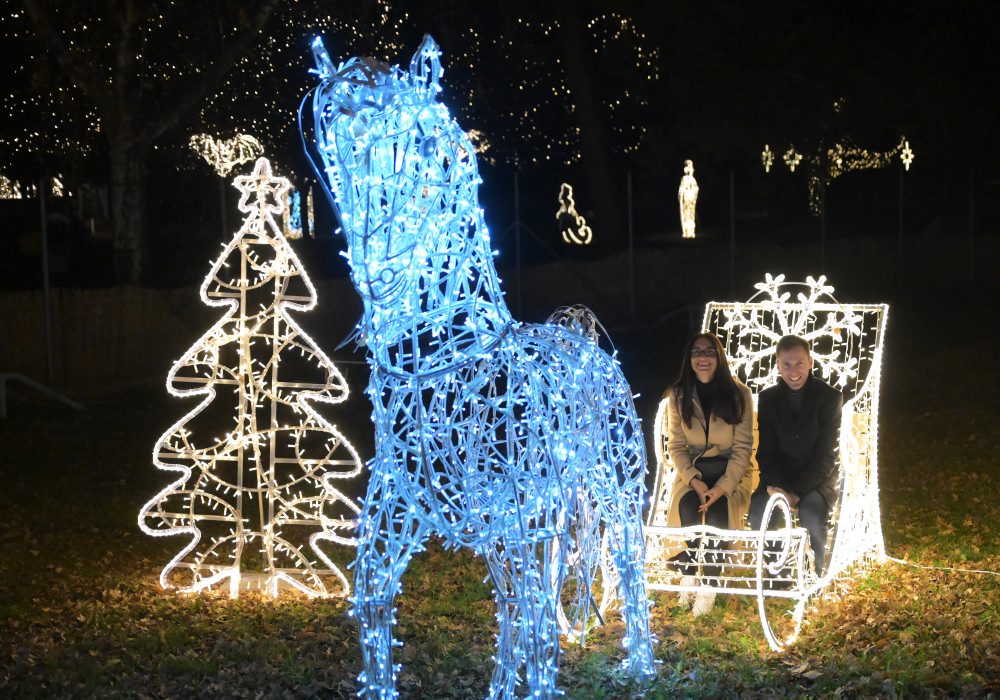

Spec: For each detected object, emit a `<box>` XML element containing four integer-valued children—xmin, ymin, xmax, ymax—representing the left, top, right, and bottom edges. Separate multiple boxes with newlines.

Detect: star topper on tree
<box><xmin>139</xmin><ymin>158</ymin><xmax>362</xmax><ymax>599</ymax></box>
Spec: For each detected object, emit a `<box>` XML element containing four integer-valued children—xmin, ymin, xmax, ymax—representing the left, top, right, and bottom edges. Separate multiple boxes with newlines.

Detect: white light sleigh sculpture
<box><xmin>139</xmin><ymin>158</ymin><xmax>362</xmax><ymax>598</ymax></box>
<box><xmin>305</xmin><ymin>36</ymin><xmax>656</xmax><ymax>698</ymax></box>
<box><xmin>645</xmin><ymin>274</ymin><xmax>888</xmax><ymax>650</ymax></box>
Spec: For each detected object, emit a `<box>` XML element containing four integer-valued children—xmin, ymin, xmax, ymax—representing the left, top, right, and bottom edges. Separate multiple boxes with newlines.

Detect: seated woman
<box><xmin>662</xmin><ymin>332</ymin><xmax>756</xmax><ymax>615</ymax></box>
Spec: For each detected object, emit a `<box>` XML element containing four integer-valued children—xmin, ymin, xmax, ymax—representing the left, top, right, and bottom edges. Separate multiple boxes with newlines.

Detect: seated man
<box><xmin>748</xmin><ymin>335</ymin><xmax>842</xmax><ymax>576</ymax></box>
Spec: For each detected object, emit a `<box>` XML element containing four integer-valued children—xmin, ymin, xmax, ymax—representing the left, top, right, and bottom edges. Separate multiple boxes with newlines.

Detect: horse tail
<box><xmin>545</xmin><ymin>304</ymin><xmax>613</xmax><ymax>348</ymax></box>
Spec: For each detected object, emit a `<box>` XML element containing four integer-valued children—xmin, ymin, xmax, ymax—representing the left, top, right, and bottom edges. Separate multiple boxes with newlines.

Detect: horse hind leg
<box><xmin>484</xmin><ymin>536</ymin><xmax>562</xmax><ymax>699</ymax></box>
<box><xmin>605</xmin><ymin>511</ymin><xmax>657</xmax><ymax>680</ymax></box>
<box><xmin>353</xmin><ymin>478</ymin><xmax>429</xmax><ymax>699</ymax></box>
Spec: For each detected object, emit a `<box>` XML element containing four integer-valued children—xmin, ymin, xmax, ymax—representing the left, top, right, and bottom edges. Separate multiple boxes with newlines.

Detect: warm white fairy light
<box><xmin>465</xmin><ymin>129</ymin><xmax>492</xmax><ymax>156</ymax></box>
<box><xmin>678</xmin><ymin>159</ymin><xmax>699</xmax><ymax>239</ymax></box>
<box><xmin>139</xmin><ymin>157</ymin><xmax>362</xmax><ymax>599</ymax></box>
<box><xmin>901</xmin><ymin>140</ymin><xmax>915</xmax><ymax>170</ymax></box>
<box><xmin>766</xmin><ymin>136</ymin><xmax>912</xmax><ymax>214</ymax></box>
<box><xmin>645</xmin><ymin>274</ymin><xmax>888</xmax><ymax>651</ymax></box>
<box><xmin>189</xmin><ymin>133</ymin><xmax>265</xmax><ymax>177</ymax></box>
<box><xmin>1</xmin><ymin>174</ymin><xmax>22</xmax><ymax>199</ymax></box>
<box><xmin>783</xmin><ymin>147</ymin><xmax>802</xmax><ymax>172</ymax></box>
<box><xmin>806</xmin><ymin>137</ymin><xmax>907</xmax><ymax>214</ymax></box>
<box><xmin>761</xmin><ymin>144</ymin><xmax>774</xmax><ymax>173</ymax></box>
<box><xmin>556</xmin><ymin>183</ymin><xmax>593</xmax><ymax>245</ymax></box>
<box><xmin>307</xmin><ymin>36</ymin><xmax>656</xmax><ymax>697</ymax></box>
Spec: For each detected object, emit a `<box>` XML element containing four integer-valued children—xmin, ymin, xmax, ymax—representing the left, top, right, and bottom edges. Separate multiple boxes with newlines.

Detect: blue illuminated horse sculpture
<box><xmin>305</xmin><ymin>36</ymin><xmax>656</xmax><ymax>699</ymax></box>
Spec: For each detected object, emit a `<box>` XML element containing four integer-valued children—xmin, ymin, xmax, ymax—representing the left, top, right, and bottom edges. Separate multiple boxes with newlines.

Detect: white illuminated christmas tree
<box><xmin>139</xmin><ymin>158</ymin><xmax>361</xmax><ymax>598</ymax></box>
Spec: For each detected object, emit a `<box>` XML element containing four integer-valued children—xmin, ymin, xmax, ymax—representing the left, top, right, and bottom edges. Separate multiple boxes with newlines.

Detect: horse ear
<box><xmin>410</xmin><ymin>34</ymin><xmax>442</xmax><ymax>96</ymax></box>
<box><xmin>310</xmin><ymin>36</ymin><xmax>336</xmax><ymax>79</ymax></box>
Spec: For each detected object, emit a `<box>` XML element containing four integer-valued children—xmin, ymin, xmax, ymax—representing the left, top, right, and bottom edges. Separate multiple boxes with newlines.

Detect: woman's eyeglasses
<box><xmin>690</xmin><ymin>347</ymin><xmax>718</xmax><ymax>358</ymax></box>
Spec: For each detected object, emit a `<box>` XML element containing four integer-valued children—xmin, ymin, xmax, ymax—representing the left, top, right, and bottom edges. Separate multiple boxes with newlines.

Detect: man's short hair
<box><xmin>776</xmin><ymin>335</ymin><xmax>811</xmax><ymax>355</ymax></box>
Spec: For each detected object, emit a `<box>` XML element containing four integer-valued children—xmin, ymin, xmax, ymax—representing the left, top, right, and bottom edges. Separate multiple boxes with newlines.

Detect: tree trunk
<box><xmin>109</xmin><ymin>136</ymin><xmax>148</xmax><ymax>285</ymax></box>
<box><xmin>557</xmin><ymin>16</ymin><xmax>623</xmax><ymax>251</ymax></box>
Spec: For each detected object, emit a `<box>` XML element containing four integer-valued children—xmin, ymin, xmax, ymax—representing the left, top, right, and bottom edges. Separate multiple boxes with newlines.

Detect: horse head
<box><xmin>309</xmin><ymin>35</ymin><xmax>479</xmax><ymax>312</ymax></box>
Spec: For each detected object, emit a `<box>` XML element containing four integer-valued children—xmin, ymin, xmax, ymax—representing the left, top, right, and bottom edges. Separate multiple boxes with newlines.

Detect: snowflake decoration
<box><xmin>717</xmin><ymin>274</ymin><xmax>863</xmax><ymax>391</ymax></box>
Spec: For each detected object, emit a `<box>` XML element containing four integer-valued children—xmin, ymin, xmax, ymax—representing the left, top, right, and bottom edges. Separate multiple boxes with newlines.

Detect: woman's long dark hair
<box><xmin>666</xmin><ymin>332</ymin><xmax>745</xmax><ymax>428</ymax></box>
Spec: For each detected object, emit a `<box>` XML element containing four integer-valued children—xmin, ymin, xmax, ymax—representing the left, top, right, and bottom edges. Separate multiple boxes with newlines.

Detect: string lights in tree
<box><xmin>1</xmin><ymin>174</ymin><xmax>23</xmax><ymax>199</ymax></box>
<box><xmin>306</xmin><ymin>36</ymin><xmax>656</xmax><ymax>698</ymax></box>
<box><xmin>556</xmin><ymin>183</ymin><xmax>593</xmax><ymax>245</ymax></box>
<box><xmin>1</xmin><ymin>6</ymin><xmax>100</xmax><ymax>175</ymax></box>
<box><xmin>138</xmin><ymin>157</ymin><xmax>362</xmax><ymax>599</ymax></box>
<box><xmin>763</xmin><ymin>133</ymin><xmax>915</xmax><ymax>215</ymax></box>
<box><xmin>677</xmin><ymin>159</ymin><xmax>699</xmax><ymax>239</ymax></box>
<box><xmin>0</xmin><ymin>175</ymin><xmax>66</xmax><ymax>199</ymax></box>
<box><xmin>645</xmin><ymin>274</ymin><xmax>888</xmax><ymax>650</ymax></box>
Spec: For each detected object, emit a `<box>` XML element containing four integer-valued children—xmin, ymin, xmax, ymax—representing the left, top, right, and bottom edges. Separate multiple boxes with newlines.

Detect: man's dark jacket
<box><xmin>755</xmin><ymin>374</ymin><xmax>843</xmax><ymax>507</ymax></box>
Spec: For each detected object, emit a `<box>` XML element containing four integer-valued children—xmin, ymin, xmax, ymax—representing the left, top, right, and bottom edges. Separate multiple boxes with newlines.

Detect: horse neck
<box><xmin>365</xmin><ymin>214</ymin><xmax>514</xmax><ymax>375</ymax></box>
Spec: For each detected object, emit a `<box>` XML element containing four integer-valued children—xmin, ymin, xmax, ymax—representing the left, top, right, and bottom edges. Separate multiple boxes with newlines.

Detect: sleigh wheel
<box><xmin>755</xmin><ymin>493</ymin><xmax>807</xmax><ymax>651</ymax></box>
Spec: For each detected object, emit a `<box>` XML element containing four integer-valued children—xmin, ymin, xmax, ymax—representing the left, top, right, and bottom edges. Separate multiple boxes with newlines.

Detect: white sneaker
<box><xmin>677</xmin><ymin>575</ymin><xmax>697</xmax><ymax>609</ymax></box>
<box><xmin>691</xmin><ymin>589</ymin><xmax>716</xmax><ymax>617</ymax></box>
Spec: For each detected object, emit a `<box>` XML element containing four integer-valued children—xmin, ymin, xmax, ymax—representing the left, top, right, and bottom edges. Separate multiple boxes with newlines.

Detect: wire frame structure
<box><xmin>645</xmin><ymin>274</ymin><xmax>889</xmax><ymax>650</ymax></box>
<box><xmin>304</xmin><ymin>35</ymin><xmax>656</xmax><ymax>699</ymax></box>
<box><xmin>139</xmin><ymin>158</ymin><xmax>362</xmax><ymax>598</ymax></box>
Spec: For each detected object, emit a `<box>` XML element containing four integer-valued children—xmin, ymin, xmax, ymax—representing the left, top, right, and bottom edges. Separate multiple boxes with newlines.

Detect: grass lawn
<box><xmin>1</xmin><ymin>300</ymin><xmax>998</xmax><ymax>698</ymax></box>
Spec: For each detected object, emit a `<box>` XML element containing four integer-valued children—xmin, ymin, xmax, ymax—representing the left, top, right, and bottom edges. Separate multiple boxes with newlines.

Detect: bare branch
<box><xmin>139</xmin><ymin>0</ymin><xmax>284</xmax><ymax>143</ymax></box>
<box><xmin>22</xmin><ymin>0</ymin><xmax>111</xmax><ymax>108</ymax></box>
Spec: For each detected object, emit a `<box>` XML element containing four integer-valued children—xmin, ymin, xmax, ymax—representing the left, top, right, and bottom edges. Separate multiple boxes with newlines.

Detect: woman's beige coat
<box><xmin>661</xmin><ymin>379</ymin><xmax>757</xmax><ymax>529</ymax></box>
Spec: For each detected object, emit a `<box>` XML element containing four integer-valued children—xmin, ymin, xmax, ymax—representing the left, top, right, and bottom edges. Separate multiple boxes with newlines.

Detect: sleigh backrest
<box><xmin>704</xmin><ymin>277</ymin><xmax>885</xmax><ymax>404</ymax></box>
<box><xmin>704</xmin><ymin>275</ymin><xmax>889</xmax><ymax>571</ymax></box>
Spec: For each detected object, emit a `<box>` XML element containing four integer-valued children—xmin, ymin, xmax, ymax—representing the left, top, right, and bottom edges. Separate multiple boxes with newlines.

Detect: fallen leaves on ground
<box><xmin>1</xmin><ymin>311</ymin><xmax>998</xmax><ymax>698</ymax></box>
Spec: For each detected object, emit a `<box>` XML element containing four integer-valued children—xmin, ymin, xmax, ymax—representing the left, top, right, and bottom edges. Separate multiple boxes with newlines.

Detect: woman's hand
<box><xmin>690</xmin><ymin>477</ymin><xmax>709</xmax><ymax>504</ymax></box>
<box><xmin>699</xmin><ymin>486</ymin><xmax>725</xmax><ymax>512</ymax></box>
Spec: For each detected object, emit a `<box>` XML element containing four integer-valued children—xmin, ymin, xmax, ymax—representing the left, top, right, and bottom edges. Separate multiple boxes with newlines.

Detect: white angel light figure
<box><xmin>678</xmin><ymin>159</ymin><xmax>699</xmax><ymax>239</ymax></box>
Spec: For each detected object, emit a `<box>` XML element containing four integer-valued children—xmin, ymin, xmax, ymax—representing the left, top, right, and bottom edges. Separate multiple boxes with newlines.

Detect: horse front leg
<box><xmin>605</xmin><ymin>511</ymin><xmax>657</xmax><ymax>681</ymax></box>
<box><xmin>353</xmin><ymin>469</ymin><xmax>429</xmax><ymax>700</ymax></box>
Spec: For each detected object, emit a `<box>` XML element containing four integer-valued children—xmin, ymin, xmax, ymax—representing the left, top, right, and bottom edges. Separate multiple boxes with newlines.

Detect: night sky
<box><xmin>1</xmin><ymin>0</ymin><xmax>999</xmax><ymax>288</ymax></box>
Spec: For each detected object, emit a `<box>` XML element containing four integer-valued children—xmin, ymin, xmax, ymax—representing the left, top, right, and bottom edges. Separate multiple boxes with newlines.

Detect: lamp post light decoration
<box><xmin>139</xmin><ymin>157</ymin><xmax>362</xmax><ymax>599</ymax></box>
<box><xmin>761</xmin><ymin>144</ymin><xmax>774</xmax><ymax>173</ymax></box>
<box><xmin>191</xmin><ymin>132</ymin><xmax>267</xmax><ymax>240</ymax></box>
<box><xmin>190</xmin><ymin>133</ymin><xmax>265</xmax><ymax>177</ymax></box>
<box><xmin>306</xmin><ymin>186</ymin><xmax>315</xmax><ymax>238</ymax></box>
<box><xmin>783</xmin><ymin>147</ymin><xmax>802</xmax><ymax>173</ymax></box>
<box><xmin>901</xmin><ymin>140</ymin><xmax>915</xmax><ymax>171</ymax></box>
<box><xmin>556</xmin><ymin>183</ymin><xmax>593</xmax><ymax>245</ymax></box>
<box><xmin>678</xmin><ymin>159</ymin><xmax>699</xmax><ymax>239</ymax></box>
<box><xmin>306</xmin><ymin>35</ymin><xmax>656</xmax><ymax>699</ymax></box>
<box><xmin>282</xmin><ymin>189</ymin><xmax>303</xmax><ymax>240</ymax></box>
